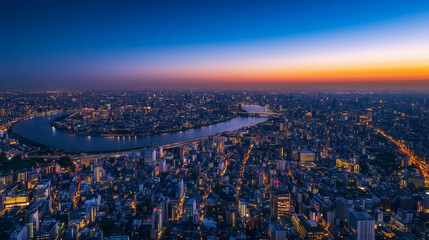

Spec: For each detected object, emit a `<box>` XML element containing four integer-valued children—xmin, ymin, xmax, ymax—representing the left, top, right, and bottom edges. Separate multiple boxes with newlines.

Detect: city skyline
<box><xmin>2</xmin><ymin>2</ymin><xmax>429</xmax><ymax>239</ymax></box>
<box><xmin>1</xmin><ymin>90</ymin><xmax>429</xmax><ymax>239</ymax></box>
<box><xmin>2</xmin><ymin>0</ymin><xmax>429</xmax><ymax>89</ymax></box>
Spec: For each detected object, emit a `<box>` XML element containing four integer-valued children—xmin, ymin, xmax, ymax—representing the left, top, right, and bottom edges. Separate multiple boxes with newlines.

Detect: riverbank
<box><xmin>51</xmin><ymin>114</ymin><xmax>239</xmax><ymax>137</ymax></box>
<box><xmin>10</xmin><ymin>125</ymin><xmax>151</xmax><ymax>155</ymax></box>
<box><xmin>11</xmin><ymin>105</ymin><xmax>270</xmax><ymax>153</ymax></box>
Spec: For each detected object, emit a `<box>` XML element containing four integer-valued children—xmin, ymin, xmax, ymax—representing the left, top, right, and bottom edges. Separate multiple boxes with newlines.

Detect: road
<box><xmin>236</xmin><ymin>144</ymin><xmax>254</xmax><ymax>202</ymax></box>
<box><xmin>377</xmin><ymin>128</ymin><xmax>429</xmax><ymax>187</ymax></box>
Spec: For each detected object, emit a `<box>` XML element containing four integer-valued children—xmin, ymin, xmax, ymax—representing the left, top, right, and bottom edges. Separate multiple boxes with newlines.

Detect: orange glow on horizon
<box><xmin>142</xmin><ymin>60</ymin><xmax>429</xmax><ymax>83</ymax></box>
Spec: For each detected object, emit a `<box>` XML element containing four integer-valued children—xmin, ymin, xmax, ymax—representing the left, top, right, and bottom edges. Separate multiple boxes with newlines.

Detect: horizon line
<box><xmin>2</xmin><ymin>79</ymin><xmax>429</xmax><ymax>92</ymax></box>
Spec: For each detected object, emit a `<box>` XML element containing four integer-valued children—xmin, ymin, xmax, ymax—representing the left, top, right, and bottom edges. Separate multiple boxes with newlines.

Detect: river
<box><xmin>12</xmin><ymin>105</ymin><xmax>271</xmax><ymax>152</ymax></box>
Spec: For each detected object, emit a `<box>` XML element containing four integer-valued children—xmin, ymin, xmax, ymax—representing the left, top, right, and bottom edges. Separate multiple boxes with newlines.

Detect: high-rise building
<box><xmin>389</xmin><ymin>213</ymin><xmax>411</xmax><ymax>233</ymax></box>
<box><xmin>277</xmin><ymin>160</ymin><xmax>287</xmax><ymax>171</ymax></box>
<box><xmin>348</xmin><ymin>210</ymin><xmax>375</xmax><ymax>240</ymax></box>
<box><xmin>226</xmin><ymin>205</ymin><xmax>238</xmax><ymax>228</ymax></box>
<box><xmin>93</xmin><ymin>163</ymin><xmax>103</xmax><ymax>183</ymax></box>
<box><xmin>162</xmin><ymin>198</ymin><xmax>170</xmax><ymax>225</ymax></box>
<box><xmin>157</xmin><ymin>146</ymin><xmax>163</xmax><ymax>158</ymax></box>
<box><xmin>336</xmin><ymin>197</ymin><xmax>353</xmax><ymax>224</ymax></box>
<box><xmin>35</xmin><ymin>180</ymin><xmax>51</xmax><ymax>200</ymax></box>
<box><xmin>159</xmin><ymin>159</ymin><xmax>167</xmax><ymax>173</ymax></box>
<box><xmin>144</xmin><ymin>149</ymin><xmax>156</xmax><ymax>167</ymax></box>
<box><xmin>26</xmin><ymin>209</ymin><xmax>40</xmax><ymax>240</ymax></box>
<box><xmin>35</xmin><ymin>221</ymin><xmax>58</xmax><ymax>240</ymax></box>
<box><xmin>278</xmin><ymin>121</ymin><xmax>284</xmax><ymax>132</ymax></box>
<box><xmin>216</xmin><ymin>140</ymin><xmax>225</xmax><ymax>154</ymax></box>
<box><xmin>238</xmin><ymin>198</ymin><xmax>247</xmax><ymax>218</ymax></box>
<box><xmin>16</xmin><ymin>171</ymin><xmax>27</xmax><ymax>185</ymax></box>
<box><xmin>152</xmin><ymin>207</ymin><xmax>163</xmax><ymax>235</ymax></box>
<box><xmin>321</xmin><ymin>206</ymin><xmax>335</xmax><ymax>229</ymax></box>
<box><xmin>184</xmin><ymin>199</ymin><xmax>198</xmax><ymax>223</ymax></box>
<box><xmin>136</xmin><ymin>196</ymin><xmax>153</xmax><ymax>216</ymax></box>
<box><xmin>177</xmin><ymin>179</ymin><xmax>184</xmax><ymax>200</ymax></box>
<box><xmin>270</xmin><ymin>188</ymin><xmax>291</xmax><ymax>219</ymax></box>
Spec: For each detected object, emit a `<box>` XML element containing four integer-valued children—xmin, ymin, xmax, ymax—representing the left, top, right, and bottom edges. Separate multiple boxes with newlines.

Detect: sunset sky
<box><xmin>1</xmin><ymin>0</ymin><xmax>429</xmax><ymax>89</ymax></box>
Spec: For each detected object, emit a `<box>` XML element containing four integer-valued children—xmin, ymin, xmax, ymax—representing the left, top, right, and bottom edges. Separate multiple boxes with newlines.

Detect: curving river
<box><xmin>12</xmin><ymin>105</ymin><xmax>271</xmax><ymax>152</ymax></box>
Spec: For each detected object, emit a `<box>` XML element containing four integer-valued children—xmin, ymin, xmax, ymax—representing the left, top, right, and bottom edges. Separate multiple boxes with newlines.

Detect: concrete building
<box><xmin>144</xmin><ymin>149</ymin><xmax>156</xmax><ymax>167</ymax></box>
<box><xmin>292</xmin><ymin>214</ymin><xmax>327</xmax><ymax>240</ymax></box>
<box><xmin>270</xmin><ymin>189</ymin><xmax>291</xmax><ymax>219</ymax></box>
<box><xmin>268</xmin><ymin>224</ymin><xmax>286</xmax><ymax>240</ymax></box>
<box><xmin>348</xmin><ymin>210</ymin><xmax>375</xmax><ymax>240</ymax></box>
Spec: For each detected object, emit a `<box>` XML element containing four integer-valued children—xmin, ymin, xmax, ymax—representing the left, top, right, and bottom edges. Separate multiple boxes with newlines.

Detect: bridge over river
<box><xmin>236</xmin><ymin>111</ymin><xmax>280</xmax><ymax>116</ymax></box>
<box><xmin>27</xmin><ymin>136</ymin><xmax>210</xmax><ymax>160</ymax></box>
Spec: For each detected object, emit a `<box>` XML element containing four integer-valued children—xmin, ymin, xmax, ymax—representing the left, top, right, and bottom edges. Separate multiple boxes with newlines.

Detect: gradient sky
<box><xmin>1</xmin><ymin>0</ymin><xmax>429</xmax><ymax>89</ymax></box>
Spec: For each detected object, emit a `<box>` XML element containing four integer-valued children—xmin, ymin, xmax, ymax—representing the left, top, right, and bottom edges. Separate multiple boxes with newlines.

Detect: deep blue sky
<box><xmin>1</xmin><ymin>0</ymin><xmax>429</xmax><ymax>89</ymax></box>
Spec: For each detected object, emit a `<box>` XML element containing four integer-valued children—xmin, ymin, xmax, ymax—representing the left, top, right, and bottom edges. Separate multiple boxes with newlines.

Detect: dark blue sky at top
<box><xmin>1</xmin><ymin>0</ymin><xmax>429</xmax><ymax>88</ymax></box>
<box><xmin>2</xmin><ymin>0</ymin><xmax>428</xmax><ymax>57</ymax></box>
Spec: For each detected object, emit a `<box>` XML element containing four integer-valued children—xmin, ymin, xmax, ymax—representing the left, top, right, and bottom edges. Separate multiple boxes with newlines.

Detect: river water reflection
<box><xmin>12</xmin><ymin>105</ymin><xmax>271</xmax><ymax>152</ymax></box>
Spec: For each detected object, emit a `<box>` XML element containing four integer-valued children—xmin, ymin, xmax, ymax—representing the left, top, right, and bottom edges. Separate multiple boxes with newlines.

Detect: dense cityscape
<box><xmin>1</xmin><ymin>90</ymin><xmax>429</xmax><ymax>240</ymax></box>
<box><xmin>3</xmin><ymin>1</ymin><xmax>429</xmax><ymax>239</ymax></box>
